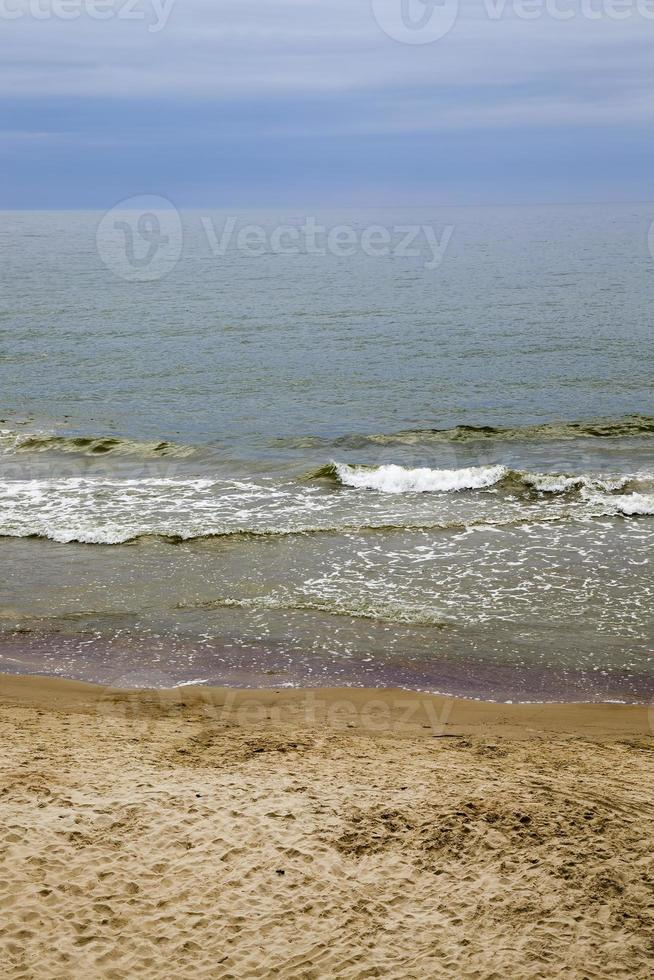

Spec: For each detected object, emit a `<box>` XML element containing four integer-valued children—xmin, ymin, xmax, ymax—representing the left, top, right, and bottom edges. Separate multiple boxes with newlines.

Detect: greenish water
<box><xmin>1</xmin><ymin>204</ymin><xmax>653</xmax><ymax>701</ymax></box>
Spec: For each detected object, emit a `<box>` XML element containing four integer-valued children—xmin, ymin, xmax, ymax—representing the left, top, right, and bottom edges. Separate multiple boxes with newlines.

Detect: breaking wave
<box><xmin>520</xmin><ymin>472</ymin><xmax>629</xmax><ymax>494</ymax></box>
<box><xmin>313</xmin><ymin>462</ymin><xmax>639</xmax><ymax>496</ymax></box>
<box><xmin>582</xmin><ymin>491</ymin><xmax>654</xmax><ymax>517</ymax></box>
<box><xmin>0</xmin><ymin>463</ymin><xmax>650</xmax><ymax>546</ymax></box>
<box><xmin>328</xmin><ymin>462</ymin><xmax>508</xmax><ymax>493</ymax></box>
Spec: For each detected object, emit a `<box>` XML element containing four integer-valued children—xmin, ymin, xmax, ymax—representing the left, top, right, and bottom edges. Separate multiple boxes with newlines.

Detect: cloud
<box><xmin>1</xmin><ymin>0</ymin><xmax>654</xmax><ymax>204</ymax></box>
<box><xmin>1</xmin><ymin>0</ymin><xmax>652</xmax><ymax>115</ymax></box>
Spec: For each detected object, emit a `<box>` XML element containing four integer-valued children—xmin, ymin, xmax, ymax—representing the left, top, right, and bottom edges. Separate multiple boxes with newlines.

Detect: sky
<box><xmin>1</xmin><ymin>0</ymin><xmax>654</xmax><ymax>207</ymax></box>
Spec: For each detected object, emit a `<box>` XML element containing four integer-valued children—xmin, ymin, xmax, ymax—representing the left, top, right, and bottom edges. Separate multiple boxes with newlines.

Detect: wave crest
<box><xmin>282</xmin><ymin>415</ymin><xmax>654</xmax><ymax>450</ymax></box>
<box><xmin>521</xmin><ymin>472</ymin><xmax>629</xmax><ymax>494</ymax></box>
<box><xmin>331</xmin><ymin>462</ymin><xmax>508</xmax><ymax>494</ymax></box>
<box><xmin>312</xmin><ymin>462</ymin><xmax>641</xmax><ymax>496</ymax></box>
<box><xmin>367</xmin><ymin>415</ymin><xmax>654</xmax><ymax>445</ymax></box>
<box><xmin>583</xmin><ymin>491</ymin><xmax>654</xmax><ymax>517</ymax></box>
<box><xmin>0</xmin><ymin>430</ymin><xmax>194</xmax><ymax>459</ymax></box>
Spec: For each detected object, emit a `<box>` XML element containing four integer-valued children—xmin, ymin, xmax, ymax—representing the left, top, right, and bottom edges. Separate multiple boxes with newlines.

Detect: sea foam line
<box><xmin>326</xmin><ymin>462</ymin><xmax>642</xmax><ymax>495</ymax></box>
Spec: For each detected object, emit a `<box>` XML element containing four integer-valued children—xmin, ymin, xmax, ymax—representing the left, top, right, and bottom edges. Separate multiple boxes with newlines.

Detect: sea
<box><xmin>1</xmin><ymin>203</ymin><xmax>653</xmax><ymax>702</ymax></box>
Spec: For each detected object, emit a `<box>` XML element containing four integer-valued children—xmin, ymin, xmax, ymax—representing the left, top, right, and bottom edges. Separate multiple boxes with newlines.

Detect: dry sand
<box><xmin>0</xmin><ymin>673</ymin><xmax>652</xmax><ymax>978</ymax></box>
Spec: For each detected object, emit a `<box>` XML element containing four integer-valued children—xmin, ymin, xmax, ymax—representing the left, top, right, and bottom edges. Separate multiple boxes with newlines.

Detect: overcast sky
<box><xmin>2</xmin><ymin>0</ymin><xmax>654</xmax><ymax>207</ymax></box>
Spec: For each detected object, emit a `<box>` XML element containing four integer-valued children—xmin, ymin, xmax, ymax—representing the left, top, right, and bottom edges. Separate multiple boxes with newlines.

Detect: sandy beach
<box><xmin>5</xmin><ymin>1</ymin><xmax>654</xmax><ymax>975</ymax></box>
<box><xmin>0</xmin><ymin>674</ymin><xmax>652</xmax><ymax>978</ymax></box>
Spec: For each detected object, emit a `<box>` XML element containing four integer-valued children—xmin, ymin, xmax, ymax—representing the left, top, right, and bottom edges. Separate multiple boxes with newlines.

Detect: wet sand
<box><xmin>0</xmin><ymin>673</ymin><xmax>652</xmax><ymax>978</ymax></box>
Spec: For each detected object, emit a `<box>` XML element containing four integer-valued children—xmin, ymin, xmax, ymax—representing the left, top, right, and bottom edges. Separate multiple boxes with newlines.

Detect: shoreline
<box><xmin>1</xmin><ymin>671</ymin><xmax>650</xmax><ymax>738</ymax></box>
<box><xmin>1</xmin><ymin>624</ymin><xmax>652</xmax><ymax>707</ymax></box>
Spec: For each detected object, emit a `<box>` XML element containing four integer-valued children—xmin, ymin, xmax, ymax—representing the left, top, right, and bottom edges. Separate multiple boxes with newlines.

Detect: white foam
<box><xmin>604</xmin><ymin>492</ymin><xmax>654</xmax><ymax>516</ymax></box>
<box><xmin>0</xmin><ymin>466</ymin><xmax>650</xmax><ymax>546</ymax></box>
<box><xmin>523</xmin><ymin>473</ymin><xmax>629</xmax><ymax>494</ymax></box>
<box><xmin>193</xmin><ymin>594</ymin><xmax>451</xmax><ymax>626</ymax></box>
<box><xmin>334</xmin><ymin>462</ymin><xmax>508</xmax><ymax>494</ymax></box>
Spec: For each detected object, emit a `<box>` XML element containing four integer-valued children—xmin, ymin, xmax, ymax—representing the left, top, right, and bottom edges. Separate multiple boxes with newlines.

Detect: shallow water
<box><xmin>1</xmin><ymin>204</ymin><xmax>653</xmax><ymax>700</ymax></box>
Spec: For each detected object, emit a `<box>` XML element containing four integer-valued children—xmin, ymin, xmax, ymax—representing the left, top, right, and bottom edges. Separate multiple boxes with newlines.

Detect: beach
<box><xmin>5</xmin><ymin>0</ymin><xmax>654</xmax><ymax>973</ymax></box>
<box><xmin>1</xmin><ymin>205</ymin><xmax>653</xmax><ymax>977</ymax></box>
<box><xmin>1</xmin><ymin>673</ymin><xmax>652</xmax><ymax>978</ymax></box>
